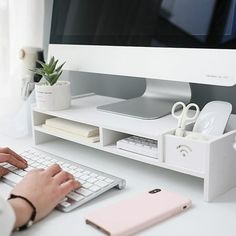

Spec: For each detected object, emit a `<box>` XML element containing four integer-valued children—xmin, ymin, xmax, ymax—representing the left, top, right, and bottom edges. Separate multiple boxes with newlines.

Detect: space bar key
<box><xmin>4</xmin><ymin>173</ymin><xmax>22</xmax><ymax>184</ymax></box>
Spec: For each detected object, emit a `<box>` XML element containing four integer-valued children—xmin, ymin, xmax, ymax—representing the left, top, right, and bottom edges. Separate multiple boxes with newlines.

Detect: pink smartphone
<box><xmin>85</xmin><ymin>188</ymin><xmax>192</xmax><ymax>236</ymax></box>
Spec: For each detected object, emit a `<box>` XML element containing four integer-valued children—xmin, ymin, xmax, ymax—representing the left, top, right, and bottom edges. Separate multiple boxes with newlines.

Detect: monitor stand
<box><xmin>97</xmin><ymin>79</ymin><xmax>191</xmax><ymax>120</ymax></box>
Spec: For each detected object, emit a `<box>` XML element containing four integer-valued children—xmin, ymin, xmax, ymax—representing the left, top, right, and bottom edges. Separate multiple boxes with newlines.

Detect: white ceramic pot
<box><xmin>35</xmin><ymin>81</ymin><xmax>71</xmax><ymax>111</ymax></box>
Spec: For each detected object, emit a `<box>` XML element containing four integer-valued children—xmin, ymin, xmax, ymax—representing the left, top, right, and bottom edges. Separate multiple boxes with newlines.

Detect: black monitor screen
<box><xmin>50</xmin><ymin>0</ymin><xmax>236</xmax><ymax>49</ymax></box>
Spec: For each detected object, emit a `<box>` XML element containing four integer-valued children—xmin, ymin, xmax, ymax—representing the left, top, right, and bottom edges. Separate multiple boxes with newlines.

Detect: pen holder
<box><xmin>163</xmin><ymin>132</ymin><xmax>215</xmax><ymax>174</ymax></box>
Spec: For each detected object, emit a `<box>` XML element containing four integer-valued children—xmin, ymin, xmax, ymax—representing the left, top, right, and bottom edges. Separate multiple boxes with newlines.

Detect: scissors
<box><xmin>171</xmin><ymin>102</ymin><xmax>200</xmax><ymax>137</ymax></box>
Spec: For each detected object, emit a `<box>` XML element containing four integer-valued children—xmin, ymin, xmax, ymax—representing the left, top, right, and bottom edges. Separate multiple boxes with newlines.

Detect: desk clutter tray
<box><xmin>31</xmin><ymin>94</ymin><xmax>236</xmax><ymax>202</ymax></box>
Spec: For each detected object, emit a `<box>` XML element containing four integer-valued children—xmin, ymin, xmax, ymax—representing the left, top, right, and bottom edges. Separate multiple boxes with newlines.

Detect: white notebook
<box><xmin>45</xmin><ymin>118</ymin><xmax>99</xmax><ymax>138</ymax></box>
<box><xmin>42</xmin><ymin>124</ymin><xmax>100</xmax><ymax>143</ymax></box>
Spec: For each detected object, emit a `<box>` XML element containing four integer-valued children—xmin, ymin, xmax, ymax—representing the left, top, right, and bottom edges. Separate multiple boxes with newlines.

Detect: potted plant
<box><xmin>32</xmin><ymin>56</ymin><xmax>71</xmax><ymax>111</ymax></box>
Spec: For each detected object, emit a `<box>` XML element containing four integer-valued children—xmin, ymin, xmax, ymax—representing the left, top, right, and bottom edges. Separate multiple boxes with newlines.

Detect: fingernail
<box><xmin>22</xmin><ymin>162</ymin><xmax>28</xmax><ymax>168</ymax></box>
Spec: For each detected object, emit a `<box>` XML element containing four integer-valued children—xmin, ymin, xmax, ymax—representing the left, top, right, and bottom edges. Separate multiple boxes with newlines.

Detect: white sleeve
<box><xmin>0</xmin><ymin>197</ymin><xmax>16</xmax><ymax>236</ymax></box>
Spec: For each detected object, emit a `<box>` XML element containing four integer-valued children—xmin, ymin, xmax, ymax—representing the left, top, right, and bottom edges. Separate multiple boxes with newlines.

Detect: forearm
<box><xmin>8</xmin><ymin>198</ymin><xmax>33</xmax><ymax>229</ymax></box>
<box><xmin>0</xmin><ymin>197</ymin><xmax>15</xmax><ymax>236</ymax></box>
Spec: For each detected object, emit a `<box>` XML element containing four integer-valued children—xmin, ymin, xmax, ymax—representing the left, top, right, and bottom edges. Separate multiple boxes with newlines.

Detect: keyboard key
<box><xmin>62</xmin><ymin>163</ymin><xmax>70</xmax><ymax>168</ymax></box>
<box><xmin>67</xmin><ymin>169</ymin><xmax>77</xmax><ymax>175</ymax></box>
<box><xmin>78</xmin><ymin>179</ymin><xmax>86</xmax><ymax>184</ymax></box>
<box><xmin>25</xmin><ymin>166</ymin><xmax>34</xmax><ymax>172</ymax></box>
<box><xmin>31</xmin><ymin>162</ymin><xmax>40</xmax><ymax>168</ymax></box>
<box><xmin>4</xmin><ymin>173</ymin><xmax>22</xmax><ymax>183</ymax></box>
<box><xmin>69</xmin><ymin>165</ymin><xmax>77</xmax><ymax>170</ymax></box>
<box><xmin>43</xmin><ymin>161</ymin><xmax>51</xmax><ymax>166</ymax></box>
<box><xmin>44</xmin><ymin>156</ymin><xmax>52</xmax><ymax>161</ymax></box>
<box><xmin>95</xmin><ymin>180</ymin><xmax>109</xmax><ymax>188</ymax></box>
<box><xmin>74</xmin><ymin>172</ymin><xmax>83</xmax><ymax>178</ymax></box>
<box><xmin>97</xmin><ymin>176</ymin><xmax>106</xmax><ymax>180</ymax></box>
<box><xmin>13</xmin><ymin>170</ymin><xmax>24</xmax><ymax>175</ymax></box>
<box><xmin>18</xmin><ymin>171</ymin><xmax>27</xmax><ymax>177</ymax></box>
<box><xmin>105</xmin><ymin>178</ymin><xmax>114</xmax><ymax>183</ymax></box>
<box><xmin>80</xmin><ymin>175</ymin><xmax>90</xmax><ymax>181</ymax></box>
<box><xmin>89</xmin><ymin>185</ymin><xmax>101</xmax><ymax>192</ymax></box>
<box><xmin>8</xmin><ymin>166</ymin><xmax>17</xmax><ymax>172</ymax></box>
<box><xmin>67</xmin><ymin>192</ymin><xmax>84</xmax><ymax>202</ymax></box>
<box><xmin>90</xmin><ymin>173</ymin><xmax>98</xmax><ymax>177</ymax></box>
<box><xmin>37</xmin><ymin>159</ymin><xmax>44</xmax><ymax>163</ymax></box>
<box><xmin>27</xmin><ymin>159</ymin><xmax>35</xmax><ymax>165</ymax></box>
<box><xmin>56</xmin><ymin>161</ymin><xmax>63</xmax><ymax>165</ymax></box>
<box><xmin>3</xmin><ymin>164</ymin><xmax>12</xmax><ymax>169</ymax></box>
<box><xmin>59</xmin><ymin>201</ymin><xmax>71</xmax><ymax>208</ymax></box>
<box><xmin>37</xmin><ymin>164</ymin><xmax>46</xmax><ymax>169</ymax></box>
<box><xmin>87</xmin><ymin>177</ymin><xmax>98</xmax><ymax>184</ymax></box>
<box><xmin>82</xmin><ymin>182</ymin><xmax>93</xmax><ymax>189</ymax></box>
<box><xmin>30</xmin><ymin>155</ymin><xmax>40</xmax><ymax>161</ymax></box>
<box><xmin>59</xmin><ymin>197</ymin><xmax>68</xmax><ymax>204</ymax></box>
<box><xmin>75</xmin><ymin>188</ymin><xmax>92</xmax><ymax>197</ymax></box>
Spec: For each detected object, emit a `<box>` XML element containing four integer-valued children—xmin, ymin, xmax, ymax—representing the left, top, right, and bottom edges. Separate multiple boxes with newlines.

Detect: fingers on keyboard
<box><xmin>46</xmin><ymin>164</ymin><xmax>62</xmax><ymax>176</ymax></box>
<box><xmin>60</xmin><ymin>179</ymin><xmax>81</xmax><ymax>195</ymax></box>
<box><xmin>0</xmin><ymin>153</ymin><xmax>27</xmax><ymax>169</ymax></box>
<box><xmin>0</xmin><ymin>166</ymin><xmax>9</xmax><ymax>177</ymax></box>
<box><xmin>54</xmin><ymin>170</ymin><xmax>74</xmax><ymax>185</ymax></box>
<box><xmin>0</xmin><ymin>147</ymin><xmax>27</xmax><ymax>165</ymax></box>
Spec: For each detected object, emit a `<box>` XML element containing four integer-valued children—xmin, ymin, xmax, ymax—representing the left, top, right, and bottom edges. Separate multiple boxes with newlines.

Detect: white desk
<box><xmin>0</xmin><ymin>134</ymin><xmax>235</xmax><ymax>236</ymax></box>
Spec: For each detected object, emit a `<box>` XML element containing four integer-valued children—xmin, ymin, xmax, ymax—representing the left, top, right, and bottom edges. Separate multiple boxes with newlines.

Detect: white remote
<box><xmin>193</xmin><ymin>101</ymin><xmax>232</xmax><ymax>136</ymax></box>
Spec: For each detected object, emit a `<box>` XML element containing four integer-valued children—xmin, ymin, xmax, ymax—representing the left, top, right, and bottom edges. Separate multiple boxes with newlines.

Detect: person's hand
<box><xmin>8</xmin><ymin>164</ymin><xmax>80</xmax><ymax>228</ymax></box>
<box><xmin>0</xmin><ymin>147</ymin><xmax>27</xmax><ymax>177</ymax></box>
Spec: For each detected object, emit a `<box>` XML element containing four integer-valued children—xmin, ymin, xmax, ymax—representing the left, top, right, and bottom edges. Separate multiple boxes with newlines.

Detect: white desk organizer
<box><xmin>32</xmin><ymin>94</ymin><xmax>236</xmax><ymax>201</ymax></box>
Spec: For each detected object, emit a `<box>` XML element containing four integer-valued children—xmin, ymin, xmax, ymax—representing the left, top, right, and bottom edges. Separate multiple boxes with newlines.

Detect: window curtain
<box><xmin>0</xmin><ymin>0</ymin><xmax>45</xmax><ymax>137</ymax></box>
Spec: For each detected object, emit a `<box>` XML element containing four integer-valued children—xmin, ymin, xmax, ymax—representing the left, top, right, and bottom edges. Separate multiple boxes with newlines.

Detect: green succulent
<box><xmin>32</xmin><ymin>56</ymin><xmax>65</xmax><ymax>86</ymax></box>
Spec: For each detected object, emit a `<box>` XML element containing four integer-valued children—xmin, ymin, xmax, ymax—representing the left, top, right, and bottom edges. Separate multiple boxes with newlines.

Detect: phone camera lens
<box><xmin>149</xmin><ymin>189</ymin><xmax>161</xmax><ymax>194</ymax></box>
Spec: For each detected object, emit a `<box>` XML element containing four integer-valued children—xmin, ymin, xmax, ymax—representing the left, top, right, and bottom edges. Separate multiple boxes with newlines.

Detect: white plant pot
<box><xmin>35</xmin><ymin>81</ymin><xmax>71</xmax><ymax>111</ymax></box>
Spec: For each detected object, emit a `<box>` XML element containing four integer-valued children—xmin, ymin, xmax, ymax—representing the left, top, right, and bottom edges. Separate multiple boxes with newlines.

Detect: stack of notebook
<box><xmin>42</xmin><ymin>118</ymin><xmax>99</xmax><ymax>143</ymax></box>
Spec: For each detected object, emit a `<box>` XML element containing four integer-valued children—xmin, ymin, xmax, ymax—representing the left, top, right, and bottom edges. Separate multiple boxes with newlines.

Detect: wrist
<box><xmin>8</xmin><ymin>198</ymin><xmax>33</xmax><ymax>229</ymax></box>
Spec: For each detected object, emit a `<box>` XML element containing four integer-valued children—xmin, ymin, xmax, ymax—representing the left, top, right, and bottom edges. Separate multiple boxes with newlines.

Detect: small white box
<box><xmin>164</xmin><ymin>133</ymin><xmax>210</xmax><ymax>173</ymax></box>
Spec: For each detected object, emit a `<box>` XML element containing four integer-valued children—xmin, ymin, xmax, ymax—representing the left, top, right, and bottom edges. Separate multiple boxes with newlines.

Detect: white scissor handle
<box><xmin>171</xmin><ymin>101</ymin><xmax>186</xmax><ymax>119</ymax></box>
<box><xmin>184</xmin><ymin>103</ymin><xmax>200</xmax><ymax>121</ymax></box>
<box><xmin>171</xmin><ymin>102</ymin><xmax>186</xmax><ymax>129</ymax></box>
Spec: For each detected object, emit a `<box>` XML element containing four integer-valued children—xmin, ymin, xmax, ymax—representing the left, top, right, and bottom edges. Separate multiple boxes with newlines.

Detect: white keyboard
<box><xmin>117</xmin><ymin>136</ymin><xmax>158</xmax><ymax>159</ymax></box>
<box><xmin>1</xmin><ymin>148</ymin><xmax>126</xmax><ymax>212</ymax></box>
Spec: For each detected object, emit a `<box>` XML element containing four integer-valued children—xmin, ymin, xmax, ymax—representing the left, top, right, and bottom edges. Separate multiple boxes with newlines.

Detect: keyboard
<box><xmin>1</xmin><ymin>148</ymin><xmax>126</xmax><ymax>212</ymax></box>
<box><xmin>117</xmin><ymin>136</ymin><xmax>158</xmax><ymax>159</ymax></box>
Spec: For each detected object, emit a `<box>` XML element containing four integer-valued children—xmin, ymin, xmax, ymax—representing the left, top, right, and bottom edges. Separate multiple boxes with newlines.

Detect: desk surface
<box><xmin>0</xmin><ymin>134</ymin><xmax>235</xmax><ymax>236</ymax></box>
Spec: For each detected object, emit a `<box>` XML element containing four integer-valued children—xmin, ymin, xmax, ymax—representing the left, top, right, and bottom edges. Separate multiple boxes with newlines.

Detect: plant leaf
<box><xmin>48</xmin><ymin>56</ymin><xmax>55</xmax><ymax>68</ymax></box>
<box><xmin>50</xmin><ymin>71</ymin><xmax>62</xmax><ymax>86</ymax></box>
<box><xmin>50</xmin><ymin>59</ymin><xmax>58</xmax><ymax>73</ymax></box>
<box><xmin>55</xmin><ymin>62</ymin><xmax>66</xmax><ymax>73</ymax></box>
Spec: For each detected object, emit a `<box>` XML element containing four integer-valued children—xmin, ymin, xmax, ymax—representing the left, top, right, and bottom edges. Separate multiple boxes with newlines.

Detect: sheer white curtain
<box><xmin>0</xmin><ymin>0</ymin><xmax>45</xmax><ymax>137</ymax></box>
<box><xmin>0</xmin><ymin>0</ymin><xmax>10</xmax><ymax>97</ymax></box>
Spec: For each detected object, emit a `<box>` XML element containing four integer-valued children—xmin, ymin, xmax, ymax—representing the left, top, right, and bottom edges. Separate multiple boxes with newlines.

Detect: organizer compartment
<box><xmin>164</xmin><ymin>133</ymin><xmax>210</xmax><ymax>174</ymax></box>
<box><xmin>100</xmin><ymin>128</ymin><xmax>129</xmax><ymax>146</ymax></box>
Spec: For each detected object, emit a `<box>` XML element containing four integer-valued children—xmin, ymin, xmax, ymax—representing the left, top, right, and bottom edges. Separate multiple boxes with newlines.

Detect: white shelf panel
<box><xmin>34</xmin><ymin>125</ymin><xmax>101</xmax><ymax>149</ymax></box>
<box><xmin>33</xmin><ymin>94</ymin><xmax>178</xmax><ymax>139</ymax></box>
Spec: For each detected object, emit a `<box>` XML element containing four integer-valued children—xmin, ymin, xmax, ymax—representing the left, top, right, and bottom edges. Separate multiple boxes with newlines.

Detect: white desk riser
<box><xmin>32</xmin><ymin>94</ymin><xmax>236</xmax><ymax>201</ymax></box>
<box><xmin>0</xmin><ymin>94</ymin><xmax>236</xmax><ymax>236</ymax></box>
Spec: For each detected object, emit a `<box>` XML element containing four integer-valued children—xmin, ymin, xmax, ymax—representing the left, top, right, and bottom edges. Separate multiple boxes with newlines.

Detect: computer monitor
<box><xmin>49</xmin><ymin>0</ymin><xmax>236</xmax><ymax>119</ymax></box>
